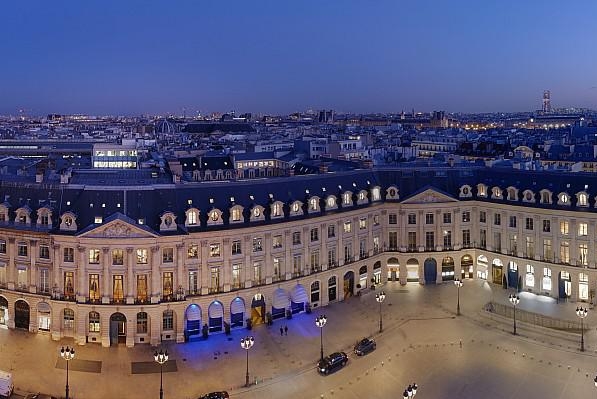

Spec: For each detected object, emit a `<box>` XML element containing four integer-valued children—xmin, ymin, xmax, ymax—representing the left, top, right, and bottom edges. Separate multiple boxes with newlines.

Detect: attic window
<box><xmin>138</xmin><ymin>218</ymin><xmax>145</xmax><ymax>225</ymax></box>
<box><xmin>117</xmin><ymin>203</ymin><xmax>121</xmax><ymax>208</ymax></box>
<box><xmin>102</xmin><ymin>203</ymin><xmax>106</xmax><ymax>208</ymax></box>
<box><xmin>66</xmin><ymin>201</ymin><xmax>71</xmax><ymax>206</ymax></box>
<box><xmin>209</xmin><ymin>198</ymin><xmax>214</xmax><ymax>204</ymax></box>
<box><xmin>230</xmin><ymin>197</ymin><xmax>235</xmax><ymax>202</ymax></box>
<box><xmin>90</xmin><ymin>203</ymin><xmax>94</xmax><ymax>208</ymax></box>
<box><xmin>95</xmin><ymin>216</ymin><xmax>103</xmax><ymax>224</ymax></box>
<box><xmin>187</xmin><ymin>199</ymin><xmax>193</xmax><ymax>205</ymax></box>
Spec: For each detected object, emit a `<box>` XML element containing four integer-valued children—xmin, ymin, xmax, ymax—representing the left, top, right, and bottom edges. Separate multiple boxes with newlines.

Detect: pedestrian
<box><xmin>280</xmin><ymin>326</ymin><xmax>284</xmax><ymax>336</ymax></box>
<box><xmin>284</xmin><ymin>325</ymin><xmax>288</xmax><ymax>335</ymax></box>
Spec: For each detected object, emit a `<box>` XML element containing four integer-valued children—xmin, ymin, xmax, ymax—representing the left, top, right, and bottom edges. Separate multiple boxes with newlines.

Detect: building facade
<box><xmin>0</xmin><ymin>166</ymin><xmax>596</xmax><ymax>348</ymax></box>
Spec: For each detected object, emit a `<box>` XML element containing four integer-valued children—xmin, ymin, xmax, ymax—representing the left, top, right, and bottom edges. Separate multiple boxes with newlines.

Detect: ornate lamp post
<box><xmin>576</xmin><ymin>306</ymin><xmax>588</xmax><ymax>352</ymax></box>
<box><xmin>454</xmin><ymin>279</ymin><xmax>463</xmax><ymax>316</ymax></box>
<box><xmin>315</xmin><ymin>314</ymin><xmax>327</xmax><ymax>361</ymax></box>
<box><xmin>509</xmin><ymin>294</ymin><xmax>520</xmax><ymax>335</ymax></box>
<box><xmin>375</xmin><ymin>291</ymin><xmax>386</xmax><ymax>332</ymax></box>
<box><xmin>154</xmin><ymin>348</ymin><xmax>168</xmax><ymax>399</ymax></box>
<box><xmin>403</xmin><ymin>383</ymin><xmax>418</xmax><ymax>398</ymax></box>
<box><xmin>60</xmin><ymin>346</ymin><xmax>75</xmax><ymax>399</ymax></box>
<box><xmin>241</xmin><ymin>336</ymin><xmax>254</xmax><ymax>387</ymax></box>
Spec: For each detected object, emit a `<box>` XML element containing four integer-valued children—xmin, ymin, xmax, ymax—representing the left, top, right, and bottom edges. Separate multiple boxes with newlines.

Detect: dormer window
<box><xmin>159</xmin><ymin>212</ymin><xmax>177</xmax><ymax>231</ymax></box>
<box><xmin>15</xmin><ymin>207</ymin><xmax>31</xmax><ymax>224</ymax></box>
<box><xmin>64</xmin><ymin>216</ymin><xmax>73</xmax><ymax>227</ymax></box>
<box><xmin>540</xmin><ymin>190</ymin><xmax>552</xmax><ymax>204</ymax></box>
<box><xmin>95</xmin><ymin>216</ymin><xmax>103</xmax><ymax>224</ymax></box>
<box><xmin>210</xmin><ymin>210</ymin><xmax>219</xmax><ymax>221</ymax></box>
<box><xmin>326</xmin><ymin>196</ymin><xmax>337</xmax><ymax>210</ymax></box>
<box><xmin>60</xmin><ymin>212</ymin><xmax>77</xmax><ymax>231</ymax></box>
<box><xmin>271</xmin><ymin>202</ymin><xmax>283</xmax><ymax>218</ymax></box>
<box><xmin>558</xmin><ymin>192</ymin><xmax>570</xmax><ymax>206</ymax></box>
<box><xmin>477</xmin><ymin>184</ymin><xmax>487</xmax><ymax>197</ymax></box>
<box><xmin>185</xmin><ymin>208</ymin><xmax>199</xmax><ymax>226</ymax></box>
<box><xmin>491</xmin><ymin>187</ymin><xmax>502</xmax><ymax>199</ymax></box>
<box><xmin>386</xmin><ymin>186</ymin><xmax>399</xmax><ymax>200</ymax></box>
<box><xmin>577</xmin><ymin>192</ymin><xmax>589</xmax><ymax>207</ymax></box>
<box><xmin>342</xmin><ymin>192</ymin><xmax>353</xmax><ymax>206</ymax></box>
<box><xmin>231</xmin><ymin>206</ymin><xmax>243</xmax><ymax>222</ymax></box>
<box><xmin>371</xmin><ymin>186</ymin><xmax>381</xmax><ymax>201</ymax></box>
<box><xmin>252</xmin><ymin>207</ymin><xmax>260</xmax><ymax>218</ymax></box>
<box><xmin>164</xmin><ymin>216</ymin><xmax>173</xmax><ymax>226</ymax></box>
<box><xmin>308</xmin><ymin>197</ymin><xmax>319</xmax><ymax>212</ymax></box>
<box><xmin>358</xmin><ymin>191</ymin><xmax>367</xmax><ymax>201</ymax></box>
<box><xmin>507</xmin><ymin>187</ymin><xmax>518</xmax><ymax>201</ymax></box>
<box><xmin>459</xmin><ymin>185</ymin><xmax>472</xmax><ymax>198</ymax></box>
<box><xmin>290</xmin><ymin>201</ymin><xmax>303</xmax><ymax>216</ymax></box>
<box><xmin>250</xmin><ymin>206</ymin><xmax>265</xmax><ymax>222</ymax></box>
<box><xmin>522</xmin><ymin>190</ymin><xmax>534</xmax><ymax>203</ymax></box>
<box><xmin>207</xmin><ymin>209</ymin><xmax>223</xmax><ymax>225</ymax></box>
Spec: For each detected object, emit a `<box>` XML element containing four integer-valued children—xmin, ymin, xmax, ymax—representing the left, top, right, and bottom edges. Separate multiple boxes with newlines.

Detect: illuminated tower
<box><xmin>542</xmin><ymin>90</ymin><xmax>551</xmax><ymax>113</ymax></box>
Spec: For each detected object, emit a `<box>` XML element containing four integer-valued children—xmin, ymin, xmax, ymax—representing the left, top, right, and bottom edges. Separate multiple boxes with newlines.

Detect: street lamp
<box><xmin>315</xmin><ymin>314</ymin><xmax>327</xmax><ymax>361</ymax></box>
<box><xmin>60</xmin><ymin>346</ymin><xmax>75</xmax><ymax>399</ymax></box>
<box><xmin>154</xmin><ymin>348</ymin><xmax>168</xmax><ymax>399</ymax></box>
<box><xmin>375</xmin><ymin>291</ymin><xmax>386</xmax><ymax>332</ymax></box>
<box><xmin>403</xmin><ymin>383</ymin><xmax>418</xmax><ymax>398</ymax></box>
<box><xmin>509</xmin><ymin>294</ymin><xmax>520</xmax><ymax>335</ymax></box>
<box><xmin>454</xmin><ymin>279</ymin><xmax>463</xmax><ymax>316</ymax></box>
<box><xmin>241</xmin><ymin>336</ymin><xmax>254</xmax><ymax>387</ymax></box>
<box><xmin>576</xmin><ymin>306</ymin><xmax>588</xmax><ymax>352</ymax></box>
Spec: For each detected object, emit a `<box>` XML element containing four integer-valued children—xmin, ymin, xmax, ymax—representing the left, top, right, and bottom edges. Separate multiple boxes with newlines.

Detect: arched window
<box><xmin>89</xmin><ymin>311</ymin><xmax>100</xmax><ymax>333</ymax></box>
<box><xmin>63</xmin><ymin>308</ymin><xmax>75</xmax><ymax>330</ymax></box>
<box><xmin>137</xmin><ymin>312</ymin><xmax>148</xmax><ymax>334</ymax></box>
<box><xmin>310</xmin><ymin>281</ymin><xmax>320</xmax><ymax>302</ymax></box>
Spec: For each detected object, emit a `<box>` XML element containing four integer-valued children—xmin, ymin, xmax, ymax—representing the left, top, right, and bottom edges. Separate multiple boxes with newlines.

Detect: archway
<box><xmin>424</xmin><ymin>258</ymin><xmax>437</xmax><ymax>284</ymax></box>
<box><xmin>272</xmin><ymin>288</ymin><xmax>289</xmax><ymax>320</ymax></box>
<box><xmin>185</xmin><ymin>304</ymin><xmax>202</xmax><ymax>338</ymax></box>
<box><xmin>109</xmin><ymin>312</ymin><xmax>126</xmax><ymax>345</ymax></box>
<box><xmin>558</xmin><ymin>271</ymin><xmax>572</xmax><ymax>299</ymax></box>
<box><xmin>492</xmin><ymin>259</ymin><xmax>503</xmax><ymax>285</ymax></box>
<box><xmin>14</xmin><ymin>300</ymin><xmax>29</xmax><ymax>330</ymax></box>
<box><xmin>230</xmin><ymin>297</ymin><xmax>245</xmax><ymax>328</ymax></box>
<box><xmin>328</xmin><ymin>276</ymin><xmax>337</xmax><ymax>302</ymax></box>
<box><xmin>387</xmin><ymin>257</ymin><xmax>399</xmax><ymax>281</ymax></box>
<box><xmin>343</xmin><ymin>271</ymin><xmax>355</xmax><ymax>299</ymax></box>
<box><xmin>441</xmin><ymin>257</ymin><xmax>455</xmax><ymax>282</ymax></box>
<box><xmin>373</xmin><ymin>261</ymin><xmax>382</xmax><ymax>284</ymax></box>
<box><xmin>507</xmin><ymin>261</ymin><xmax>519</xmax><ymax>289</ymax></box>
<box><xmin>406</xmin><ymin>258</ymin><xmax>419</xmax><ymax>282</ymax></box>
<box><xmin>358</xmin><ymin>265</ymin><xmax>368</xmax><ymax>290</ymax></box>
<box><xmin>208</xmin><ymin>301</ymin><xmax>224</xmax><ymax>333</ymax></box>
<box><xmin>461</xmin><ymin>255</ymin><xmax>473</xmax><ymax>279</ymax></box>
<box><xmin>477</xmin><ymin>255</ymin><xmax>488</xmax><ymax>280</ymax></box>
<box><xmin>0</xmin><ymin>296</ymin><xmax>8</xmax><ymax>326</ymax></box>
<box><xmin>251</xmin><ymin>293</ymin><xmax>266</xmax><ymax>325</ymax></box>
<box><xmin>290</xmin><ymin>284</ymin><xmax>308</xmax><ymax>314</ymax></box>
<box><xmin>37</xmin><ymin>302</ymin><xmax>51</xmax><ymax>332</ymax></box>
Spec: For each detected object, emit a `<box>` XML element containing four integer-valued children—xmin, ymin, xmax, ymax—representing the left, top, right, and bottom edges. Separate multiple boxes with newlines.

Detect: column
<box><xmin>201</xmin><ymin>240</ymin><xmax>210</xmax><ymax>293</ymax></box>
<box><xmin>151</xmin><ymin>245</ymin><xmax>160</xmax><ymax>304</ymax></box>
<box><xmin>320</xmin><ymin>222</ymin><xmax>328</xmax><ymax>271</ymax></box>
<box><xmin>52</xmin><ymin>243</ymin><xmax>61</xmax><ymax>295</ymax></box>
<box><xmin>435</xmin><ymin>209</ymin><xmax>442</xmax><ymax>251</ymax></box>
<box><xmin>284</xmin><ymin>229</ymin><xmax>291</xmax><ymax>279</ymax></box>
<box><xmin>303</xmin><ymin>226</ymin><xmax>310</xmax><ymax>274</ymax></box>
<box><xmin>77</xmin><ymin>246</ymin><xmax>87</xmax><ymax>302</ymax></box>
<box><xmin>126</xmin><ymin>247</ymin><xmax>134</xmax><ymax>304</ymax></box>
<box><xmin>6</xmin><ymin>238</ymin><xmax>15</xmax><ymax>290</ymax></box>
<box><xmin>242</xmin><ymin>237</ymin><xmax>252</xmax><ymax>288</ymax></box>
<box><xmin>102</xmin><ymin>247</ymin><xmax>110</xmax><ymax>304</ymax></box>
<box><xmin>222</xmin><ymin>238</ymin><xmax>231</xmax><ymax>291</ymax></box>
<box><xmin>417</xmin><ymin>210</ymin><xmax>424</xmax><ymax>251</ymax></box>
<box><xmin>176</xmin><ymin>243</ymin><xmax>184</xmax><ymax>295</ymax></box>
<box><xmin>517</xmin><ymin>212</ymin><xmax>524</xmax><ymax>258</ymax></box>
<box><xmin>399</xmin><ymin>210</ymin><xmax>406</xmax><ymax>251</ymax></box>
<box><xmin>453</xmin><ymin>208</ymin><xmax>461</xmax><ymax>249</ymax></box>
<box><xmin>336</xmin><ymin>221</ymin><xmax>343</xmax><ymax>265</ymax></box>
<box><xmin>29</xmin><ymin>239</ymin><xmax>37</xmax><ymax>293</ymax></box>
<box><xmin>589</xmin><ymin>221</ymin><xmax>596</xmax><ymax>268</ymax></box>
<box><xmin>264</xmin><ymin>234</ymin><xmax>272</xmax><ymax>284</ymax></box>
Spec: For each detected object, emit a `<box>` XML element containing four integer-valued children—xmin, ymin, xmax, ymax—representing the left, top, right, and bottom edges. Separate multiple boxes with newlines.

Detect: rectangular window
<box><xmin>462</xmin><ymin>230</ymin><xmax>470</xmax><ymax>247</ymax></box>
<box><xmin>443</xmin><ymin>231</ymin><xmax>452</xmax><ymax>248</ymax></box>
<box><xmin>39</xmin><ymin>268</ymin><xmax>50</xmax><ymax>294</ymax></box>
<box><xmin>232</xmin><ymin>240</ymin><xmax>242</xmax><ymax>255</ymax></box>
<box><xmin>525</xmin><ymin>237</ymin><xmax>534</xmax><ymax>258</ymax></box>
<box><xmin>389</xmin><ymin>214</ymin><xmax>398</xmax><ymax>224</ymax></box>
<box><xmin>525</xmin><ymin>218</ymin><xmax>534</xmax><ymax>230</ymax></box>
<box><xmin>163</xmin><ymin>310</ymin><xmax>174</xmax><ymax>331</ymax></box>
<box><xmin>272</xmin><ymin>235</ymin><xmax>282</xmax><ymax>249</ymax></box>
<box><xmin>136</xmin><ymin>249</ymin><xmax>148</xmax><ymax>264</ymax></box>
<box><xmin>560</xmin><ymin>221</ymin><xmax>569</xmax><ymax>235</ymax></box>
<box><xmin>579</xmin><ymin>243</ymin><xmax>588</xmax><ymax>266</ymax></box>
<box><xmin>425</xmin><ymin>213</ymin><xmax>434</xmax><ymax>224</ymax></box>
<box><xmin>479</xmin><ymin>211</ymin><xmax>486</xmax><ymax>223</ymax></box>
<box><xmin>560</xmin><ymin>241</ymin><xmax>570</xmax><ymax>264</ymax></box>
<box><xmin>310</xmin><ymin>228</ymin><xmax>319</xmax><ymax>242</ymax></box>
<box><xmin>17</xmin><ymin>268</ymin><xmax>27</xmax><ymax>289</ymax></box>
<box><xmin>162</xmin><ymin>272</ymin><xmax>173</xmax><ymax>299</ymax></box>
<box><xmin>328</xmin><ymin>249</ymin><xmax>336</xmax><ymax>267</ymax></box>
<box><xmin>252</xmin><ymin>237</ymin><xmax>263</xmax><ymax>252</ymax></box>
<box><xmin>188</xmin><ymin>271</ymin><xmax>198</xmax><ymax>294</ymax></box>
<box><xmin>359</xmin><ymin>239</ymin><xmax>367</xmax><ymax>258</ymax></box>
<box><xmin>543</xmin><ymin>239</ymin><xmax>552</xmax><ymax>261</ymax></box>
<box><xmin>373</xmin><ymin>236</ymin><xmax>380</xmax><ymax>253</ymax></box>
<box><xmin>389</xmin><ymin>232</ymin><xmax>398</xmax><ymax>250</ymax></box>
<box><xmin>343</xmin><ymin>221</ymin><xmax>352</xmax><ymax>233</ymax></box>
<box><xmin>89</xmin><ymin>312</ymin><xmax>100</xmax><ymax>333</ymax></box>
<box><xmin>113</xmin><ymin>275</ymin><xmax>124</xmax><ymax>302</ymax></box>
<box><xmin>162</xmin><ymin>247</ymin><xmax>174</xmax><ymax>262</ymax></box>
<box><xmin>17</xmin><ymin>242</ymin><xmax>28</xmax><ymax>257</ymax></box>
<box><xmin>187</xmin><ymin>244</ymin><xmax>198</xmax><ymax>259</ymax></box>
<box><xmin>292</xmin><ymin>231</ymin><xmax>301</xmax><ymax>245</ymax></box>
<box><xmin>344</xmin><ymin>244</ymin><xmax>352</xmax><ymax>263</ymax></box>
<box><xmin>509</xmin><ymin>234</ymin><xmax>518</xmax><ymax>254</ymax></box>
<box><xmin>462</xmin><ymin>211</ymin><xmax>471</xmax><ymax>223</ymax></box>
<box><xmin>253</xmin><ymin>262</ymin><xmax>262</xmax><ymax>283</ymax></box>
<box><xmin>425</xmin><ymin>232</ymin><xmax>434</xmax><ymax>250</ymax></box>
<box><xmin>273</xmin><ymin>257</ymin><xmax>282</xmax><ymax>279</ymax></box>
<box><xmin>408</xmin><ymin>232</ymin><xmax>417</xmax><ymax>251</ymax></box>
<box><xmin>137</xmin><ymin>312</ymin><xmax>148</xmax><ymax>334</ymax></box>
<box><xmin>494</xmin><ymin>213</ymin><xmax>501</xmax><ymax>226</ymax></box>
<box><xmin>494</xmin><ymin>232</ymin><xmax>501</xmax><ymax>251</ymax></box>
<box><xmin>359</xmin><ymin>218</ymin><xmax>367</xmax><ymax>230</ymax></box>
<box><xmin>543</xmin><ymin>220</ymin><xmax>551</xmax><ymax>232</ymax></box>
<box><xmin>443</xmin><ymin>213</ymin><xmax>451</xmax><ymax>224</ymax></box>
<box><xmin>89</xmin><ymin>249</ymin><xmax>100</xmax><ymax>264</ymax></box>
<box><xmin>0</xmin><ymin>239</ymin><xmax>5</xmax><ymax>254</ymax></box>
<box><xmin>112</xmin><ymin>249</ymin><xmax>124</xmax><ymax>265</ymax></box>
<box><xmin>578</xmin><ymin>222</ymin><xmax>588</xmax><ymax>237</ymax></box>
<box><xmin>327</xmin><ymin>225</ymin><xmax>335</xmax><ymax>238</ymax></box>
<box><xmin>408</xmin><ymin>214</ymin><xmax>416</xmax><ymax>225</ymax></box>
<box><xmin>293</xmin><ymin>255</ymin><xmax>301</xmax><ymax>273</ymax></box>
<box><xmin>480</xmin><ymin>229</ymin><xmax>487</xmax><ymax>248</ymax></box>
<box><xmin>39</xmin><ymin>244</ymin><xmax>50</xmax><ymax>259</ymax></box>
<box><xmin>63</xmin><ymin>247</ymin><xmax>74</xmax><ymax>263</ymax></box>
<box><xmin>89</xmin><ymin>274</ymin><xmax>100</xmax><ymax>301</ymax></box>
<box><xmin>210</xmin><ymin>267</ymin><xmax>220</xmax><ymax>292</ymax></box>
<box><xmin>64</xmin><ymin>271</ymin><xmax>75</xmax><ymax>298</ymax></box>
<box><xmin>310</xmin><ymin>251</ymin><xmax>320</xmax><ymax>271</ymax></box>
<box><xmin>509</xmin><ymin>216</ymin><xmax>517</xmax><ymax>228</ymax></box>
<box><xmin>136</xmin><ymin>275</ymin><xmax>147</xmax><ymax>302</ymax></box>
<box><xmin>231</xmin><ymin>264</ymin><xmax>242</xmax><ymax>289</ymax></box>
<box><xmin>209</xmin><ymin>244</ymin><xmax>220</xmax><ymax>257</ymax></box>
<box><xmin>373</xmin><ymin>215</ymin><xmax>379</xmax><ymax>226</ymax></box>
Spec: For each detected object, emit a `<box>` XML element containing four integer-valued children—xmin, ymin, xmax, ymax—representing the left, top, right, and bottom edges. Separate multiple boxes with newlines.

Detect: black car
<box><xmin>317</xmin><ymin>351</ymin><xmax>348</xmax><ymax>375</ymax></box>
<box><xmin>198</xmin><ymin>392</ymin><xmax>229</xmax><ymax>399</ymax></box>
<box><xmin>354</xmin><ymin>337</ymin><xmax>376</xmax><ymax>356</ymax></box>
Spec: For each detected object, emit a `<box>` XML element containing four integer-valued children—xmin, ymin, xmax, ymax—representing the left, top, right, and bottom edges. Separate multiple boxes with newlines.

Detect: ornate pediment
<box><xmin>401</xmin><ymin>188</ymin><xmax>458</xmax><ymax>204</ymax></box>
<box><xmin>78</xmin><ymin>219</ymin><xmax>158</xmax><ymax>238</ymax></box>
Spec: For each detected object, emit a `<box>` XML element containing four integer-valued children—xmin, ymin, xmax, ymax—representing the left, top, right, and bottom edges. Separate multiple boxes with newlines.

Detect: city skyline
<box><xmin>1</xmin><ymin>0</ymin><xmax>597</xmax><ymax>115</ymax></box>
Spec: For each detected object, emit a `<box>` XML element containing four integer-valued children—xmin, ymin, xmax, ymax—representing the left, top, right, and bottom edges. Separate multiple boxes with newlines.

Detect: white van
<box><xmin>0</xmin><ymin>370</ymin><xmax>14</xmax><ymax>398</ymax></box>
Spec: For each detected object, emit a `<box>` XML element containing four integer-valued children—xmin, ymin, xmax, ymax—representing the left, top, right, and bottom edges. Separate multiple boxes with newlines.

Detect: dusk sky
<box><xmin>1</xmin><ymin>0</ymin><xmax>597</xmax><ymax>116</ymax></box>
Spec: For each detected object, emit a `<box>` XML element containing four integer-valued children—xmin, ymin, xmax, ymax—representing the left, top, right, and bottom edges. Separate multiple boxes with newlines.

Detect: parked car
<box><xmin>354</xmin><ymin>337</ymin><xmax>376</xmax><ymax>356</ymax></box>
<box><xmin>317</xmin><ymin>352</ymin><xmax>348</xmax><ymax>375</ymax></box>
<box><xmin>198</xmin><ymin>391</ymin><xmax>230</xmax><ymax>399</ymax></box>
